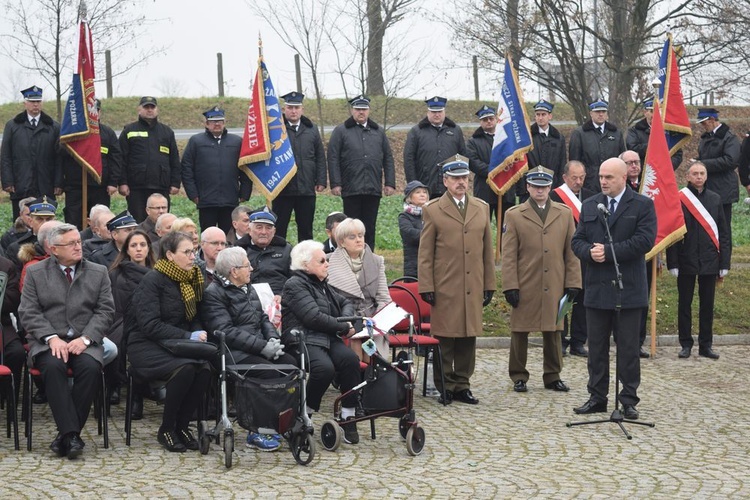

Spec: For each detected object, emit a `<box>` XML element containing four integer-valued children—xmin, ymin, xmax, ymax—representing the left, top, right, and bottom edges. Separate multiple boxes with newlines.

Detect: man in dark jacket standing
<box><xmin>181</xmin><ymin>106</ymin><xmax>250</xmax><ymax>234</ymax></box>
<box><xmin>626</xmin><ymin>98</ymin><xmax>683</xmax><ymax>170</ymax></box>
<box><xmin>571</xmin><ymin>158</ymin><xmax>656</xmax><ymax>420</ymax></box>
<box><xmin>467</xmin><ymin>105</ymin><xmax>512</xmax><ymax>220</ymax></box>
<box><xmin>62</xmin><ymin>99</ymin><xmax>122</xmax><ymax>230</ymax></box>
<box><xmin>328</xmin><ymin>95</ymin><xmax>395</xmax><ymax>250</ymax></box>
<box><xmin>694</xmin><ymin>108</ymin><xmax>740</xmax><ymax>261</ymax></box>
<box><xmin>1</xmin><ymin>86</ymin><xmax>63</xmax><ymax>221</ymax></box>
<box><xmin>528</xmin><ymin>100</ymin><xmax>567</xmax><ymax>187</ymax></box>
<box><xmin>667</xmin><ymin>162</ymin><xmax>729</xmax><ymax>360</ymax></box>
<box><xmin>272</xmin><ymin>92</ymin><xmax>327</xmax><ymax>242</ymax></box>
<box><xmin>404</xmin><ymin>96</ymin><xmax>467</xmax><ymax>200</ymax></box>
<box><xmin>118</xmin><ymin>96</ymin><xmax>181</xmax><ymax>223</ymax></box>
<box><xmin>569</xmin><ymin>99</ymin><xmax>626</xmax><ymax>193</ymax></box>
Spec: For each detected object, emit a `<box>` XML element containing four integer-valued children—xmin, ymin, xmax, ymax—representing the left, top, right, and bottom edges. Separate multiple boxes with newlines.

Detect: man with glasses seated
<box><xmin>20</xmin><ymin>223</ymin><xmax>115</xmax><ymax>459</ymax></box>
<box><xmin>89</xmin><ymin>211</ymin><xmax>138</xmax><ymax>269</ymax></box>
<box><xmin>197</xmin><ymin>226</ymin><xmax>227</xmax><ymax>285</ymax></box>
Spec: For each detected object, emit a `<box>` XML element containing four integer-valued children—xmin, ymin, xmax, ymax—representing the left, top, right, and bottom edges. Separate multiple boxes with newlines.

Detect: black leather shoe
<box><xmin>108</xmin><ymin>387</ymin><xmax>121</xmax><ymax>405</ymax></box>
<box><xmin>50</xmin><ymin>433</ymin><xmax>66</xmax><ymax>457</ymax></box>
<box><xmin>453</xmin><ymin>389</ymin><xmax>479</xmax><ymax>405</ymax></box>
<box><xmin>569</xmin><ymin>346</ymin><xmax>588</xmax><ymax>357</ymax></box>
<box><xmin>513</xmin><ymin>380</ymin><xmax>527</xmax><ymax>393</ymax></box>
<box><xmin>66</xmin><ymin>433</ymin><xmax>85</xmax><ymax>460</ymax></box>
<box><xmin>341</xmin><ymin>418</ymin><xmax>359</xmax><ymax>444</ymax></box>
<box><xmin>544</xmin><ymin>380</ymin><xmax>570</xmax><ymax>392</ymax></box>
<box><xmin>177</xmin><ymin>428</ymin><xmax>199</xmax><ymax>451</ymax></box>
<box><xmin>639</xmin><ymin>347</ymin><xmax>650</xmax><ymax>359</ymax></box>
<box><xmin>623</xmin><ymin>404</ymin><xmax>639</xmax><ymax>420</ymax></box>
<box><xmin>33</xmin><ymin>389</ymin><xmax>47</xmax><ymax>404</ymax></box>
<box><xmin>573</xmin><ymin>399</ymin><xmax>607</xmax><ymax>414</ymax></box>
<box><xmin>699</xmin><ymin>347</ymin><xmax>720</xmax><ymax>359</ymax></box>
<box><xmin>678</xmin><ymin>347</ymin><xmax>691</xmax><ymax>358</ymax></box>
<box><xmin>131</xmin><ymin>395</ymin><xmax>144</xmax><ymax>420</ymax></box>
<box><xmin>438</xmin><ymin>390</ymin><xmax>453</xmax><ymax>405</ymax></box>
<box><xmin>158</xmin><ymin>430</ymin><xmax>187</xmax><ymax>452</ymax></box>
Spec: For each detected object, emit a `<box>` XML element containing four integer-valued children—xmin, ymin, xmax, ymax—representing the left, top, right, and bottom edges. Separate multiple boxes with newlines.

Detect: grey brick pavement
<box><xmin>1</xmin><ymin>345</ymin><xmax>749</xmax><ymax>499</ymax></box>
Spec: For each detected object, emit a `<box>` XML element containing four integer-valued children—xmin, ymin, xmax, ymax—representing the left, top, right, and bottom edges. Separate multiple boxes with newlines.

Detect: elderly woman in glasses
<box><xmin>281</xmin><ymin>240</ymin><xmax>362</xmax><ymax>445</ymax></box>
<box><xmin>127</xmin><ymin>231</ymin><xmax>212</xmax><ymax>453</ymax></box>
<box><xmin>201</xmin><ymin>247</ymin><xmax>297</xmax><ymax>451</ymax></box>
<box><xmin>326</xmin><ymin>218</ymin><xmax>391</xmax><ymax>359</ymax></box>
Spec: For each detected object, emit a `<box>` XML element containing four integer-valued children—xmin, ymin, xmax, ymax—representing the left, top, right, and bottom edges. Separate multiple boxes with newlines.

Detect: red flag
<box><xmin>239</xmin><ymin>59</ymin><xmax>271</xmax><ymax>165</ymax></box>
<box><xmin>659</xmin><ymin>34</ymin><xmax>692</xmax><ymax>155</ymax></box>
<box><xmin>60</xmin><ymin>21</ymin><xmax>102</xmax><ymax>182</ymax></box>
<box><xmin>642</xmin><ymin>100</ymin><xmax>686</xmax><ymax>260</ymax></box>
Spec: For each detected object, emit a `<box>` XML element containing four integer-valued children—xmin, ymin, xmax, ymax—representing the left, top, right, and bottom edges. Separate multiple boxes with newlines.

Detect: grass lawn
<box><xmin>3</xmin><ymin>191</ymin><xmax>749</xmax><ymax>338</ymax></box>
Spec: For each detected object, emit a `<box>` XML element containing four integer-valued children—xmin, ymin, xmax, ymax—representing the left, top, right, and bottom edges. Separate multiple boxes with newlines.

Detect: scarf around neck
<box><xmin>154</xmin><ymin>258</ymin><xmax>204</xmax><ymax>320</ymax></box>
<box><xmin>403</xmin><ymin>203</ymin><xmax>423</xmax><ymax>216</ymax></box>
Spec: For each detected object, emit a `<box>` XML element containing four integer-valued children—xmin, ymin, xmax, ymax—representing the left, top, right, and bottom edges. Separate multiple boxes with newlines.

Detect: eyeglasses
<box><xmin>205</xmin><ymin>241</ymin><xmax>227</xmax><ymax>247</ymax></box>
<box><xmin>179</xmin><ymin>249</ymin><xmax>196</xmax><ymax>256</ymax></box>
<box><xmin>233</xmin><ymin>264</ymin><xmax>251</xmax><ymax>270</ymax></box>
<box><xmin>55</xmin><ymin>240</ymin><xmax>82</xmax><ymax>247</ymax></box>
<box><xmin>624</xmin><ymin>160</ymin><xmax>641</xmax><ymax>166</ymax></box>
<box><xmin>147</xmin><ymin>205</ymin><xmax>168</xmax><ymax>210</ymax></box>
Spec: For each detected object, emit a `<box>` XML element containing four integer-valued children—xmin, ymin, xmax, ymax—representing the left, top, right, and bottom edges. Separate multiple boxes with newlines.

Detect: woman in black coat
<box><xmin>281</xmin><ymin>240</ymin><xmax>362</xmax><ymax>445</ymax></box>
<box><xmin>127</xmin><ymin>231</ymin><xmax>211</xmax><ymax>453</ymax></box>
<box><xmin>398</xmin><ymin>180</ymin><xmax>429</xmax><ymax>278</ymax></box>
<box><xmin>108</xmin><ymin>229</ymin><xmax>155</xmax><ymax>413</ymax></box>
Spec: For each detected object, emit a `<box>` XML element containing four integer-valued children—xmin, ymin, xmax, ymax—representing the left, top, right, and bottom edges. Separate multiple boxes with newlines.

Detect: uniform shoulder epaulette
<box><xmin>474</xmin><ymin>198</ymin><xmax>488</xmax><ymax>206</ymax></box>
<box><xmin>424</xmin><ymin>198</ymin><xmax>439</xmax><ymax>207</ymax></box>
<box><xmin>505</xmin><ymin>204</ymin><xmax>520</xmax><ymax>213</ymax></box>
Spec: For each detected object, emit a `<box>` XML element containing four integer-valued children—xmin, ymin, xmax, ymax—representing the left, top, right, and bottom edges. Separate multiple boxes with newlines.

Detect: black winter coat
<box><xmin>88</xmin><ymin>240</ymin><xmax>118</xmax><ymax>269</ymax></box>
<box><xmin>0</xmin><ymin>255</ymin><xmax>22</xmax><ymax>348</ymax></box>
<box><xmin>201</xmin><ymin>278</ymin><xmax>278</xmax><ymax>361</ymax></box>
<box><xmin>180</xmin><ymin>128</ymin><xmax>251</xmax><ymax>208</ymax></box>
<box><xmin>109</xmin><ymin>261</ymin><xmax>150</xmax><ymax>346</ymax></box>
<box><xmin>280</xmin><ymin>270</ymin><xmax>355</xmax><ymax>349</ymax></box>
<box><xmin>279</xmin><ymin>115</ymin><xmax>327</xmax><ymax>196</ymax></box>
<box><xmin>466</xmin><ymin>127</ymin><xmax>514</xmax><ymax>206</ymax></box>
<box><xmin>626</xmin><ymin>118</ymin><xmax>683</xmax><ymax>170</ymax></box>
<box><xmin>666</xmin><ymin>185</ymin><xmax>731</xmax><ymax>275</ymax></box>
<box><xmin>236</xmin><ymin>235</ymin><xmax>292</xmax><ymax>295</ymax></box>
<box><xmin>569</xmin><ymin>120</ymin><xmax>626</xmax><ymax>192</ymax></box>
<box><xmin>119</xmin><ymin>117</ymin><xmax>180</xmax><ymax>190</ymax></box>
<box><xmin>404</xmin><ymin>117</ymin><xmax>466</xmax><ymax>198</ymax></box>
<box><xmin>528</xmin><ymin>123</ymin><xmax>567</xmax><ymax>187</ymax></box>
<box><xmin>126</xmin><ymin>268</ymin><xmax>206</xmax><ymax>381</ymax></box>
<box><xmin>698</xmin><ymin>123</ymin><xmax>741</xmax><ymax>203</ymax></box>
<box><xmin>62</xmin><ymin>122</ymin><xmax>122</xmax><ymax>190</ymax></box>
<box><xmin>398</xmin><ymin>210</ymin><xmax>422</xmax><ymax>278</ymax></box>
<box><xmin>1</xmin><ymin>111</ymin><xmax>62</xmax><ymax>202</ymax></box>
<box><xmin>327</xmin><ymin>117</ymin><xmax>395</xmax><ymax>197</ymax></box>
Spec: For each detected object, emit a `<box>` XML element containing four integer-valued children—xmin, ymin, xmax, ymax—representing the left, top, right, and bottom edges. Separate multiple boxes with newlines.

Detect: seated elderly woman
<box><xmin>281</xmin><ymin>240</ymin><xmax>362</xmax><ymax>445</ymax></box>
<box><xmin>127</xmin><ymin>231</ymin><xmax>212</xmax><ymax>453</ymax></box>
<box><xmin>201</xmin><ymin>247</ymin><xmax>296</xmax><ymax>452</ymax></box>
<box><xmin>327</xmin><ymin>218</ymin><xmax>391</xmax><ymax>358</ymax></box>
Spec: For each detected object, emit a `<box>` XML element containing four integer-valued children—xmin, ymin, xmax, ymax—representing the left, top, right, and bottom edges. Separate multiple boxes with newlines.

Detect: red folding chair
<box><xmin>387</xmin><ymin>284</ymin><xmax>447</xmax><ymax>405</ymax></box>
<box><xmin>0</xmin><ymin>270</ymin><xmax>20</xmax><ymax>450</ymax></box>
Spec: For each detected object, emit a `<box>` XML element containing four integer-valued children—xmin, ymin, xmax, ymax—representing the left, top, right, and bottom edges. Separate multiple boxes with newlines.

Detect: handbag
<box><xmin>158</xmin><ymin>339</ymin><xmax>218</xmax><ymax>360</ymax></box>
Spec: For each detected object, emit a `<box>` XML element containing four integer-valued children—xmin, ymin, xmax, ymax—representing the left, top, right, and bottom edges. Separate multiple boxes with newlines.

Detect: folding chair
<box><xmin>0</xmin><ymin>271</ymin><xmax>20</xmax><ymax>450</ymax></box>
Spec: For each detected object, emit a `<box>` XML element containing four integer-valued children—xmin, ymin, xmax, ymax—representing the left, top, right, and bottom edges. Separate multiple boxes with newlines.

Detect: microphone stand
<box><xmin>567</xmin><ymin>207</ymin><xmax>654</xmax><ymax>439</ymax></box>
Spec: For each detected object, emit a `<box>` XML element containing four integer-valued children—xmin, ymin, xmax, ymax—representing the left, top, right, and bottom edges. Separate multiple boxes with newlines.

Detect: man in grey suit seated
<box><xmin>20</xmin><ymin>223</ymin><xmax>115</xmax><ymax>459</ymax></box>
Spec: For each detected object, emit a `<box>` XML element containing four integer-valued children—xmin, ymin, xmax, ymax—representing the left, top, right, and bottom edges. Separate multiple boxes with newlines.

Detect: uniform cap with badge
<box><xmin>203</xmin><ymin>106</ymin><xmax>225</xmax><ymax>121</ymax></box>
<box><xmin>642</xmin><ymin>98</ymin><xmax>654</xmax><ymax>110</ymax></box>
<box><xmin>281</xmin><ymin>91</ymin><xmax>305</xmax><ymax>106</ymax></box>
<box><xmin>439</xmin><ymin>154</ymin><xmax>470</xmax><ymax>176</ymax></box>
<box><xmin>476</xmin><ymin>105</ymin><xmax>496</xmax><ymax>119</ymax></box>
<box><xmin>697</xmin><ymin>107</ymin><xmax>719</xmax><ymax>123</ymax></box>
<box><xmin>534</xmin><ymin>99</ymin><xmax>554</xmax><ymax>113</ymax></box>
<box><xmin>525</xmin><ymin>166</ymin><xmax>554</xmax><ymax>187</ymax></box>
<box><xmin>249</xmin><ymin>207</ymin><xmax>277</xmax><ymax>225</ymax></box>
<box><xmin>139</xmin><ymin>96</ymin><xmax>158</xmax><ymax>107</ymax></box>
<box><xmin>28</xmin><ymin>196</ymin><xmax>57</xmax><ymax>216</ymax></box>
<box><xmin>348</xmin><ymin>95</ymin><xmax>371</xmax><ymax>109</ymax></box>
<box><xmin>425</xmin><ymin>96</ymin><xmax>447</xmax><ymax>111</ymax></box>
<box><xmin>21</xmin><ymin>85</ymin><xmax>43</xmax><ymax>101</ymax></box>
<box><xmin>588</xmin><ymin>99</ymin><xmax>608</xmax><ymax>111</ymax></box>
<box><xmin>106</xmin><ymin>211</ymin><xmax>138</xmax><ymax>232</ymax></box>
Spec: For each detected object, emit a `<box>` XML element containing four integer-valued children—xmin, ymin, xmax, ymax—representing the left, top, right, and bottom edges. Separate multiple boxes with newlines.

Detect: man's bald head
<box><xmin>599</xmin><ymin>158</ymin><xmax>627</xmax><ymax>197</ymax></box>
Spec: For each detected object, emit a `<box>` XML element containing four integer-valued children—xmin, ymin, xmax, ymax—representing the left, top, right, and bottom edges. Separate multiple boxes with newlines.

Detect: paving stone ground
<box><xmin>1</xmin><ymin>344</ymin><xmax>749</xmax><ymax>499</ymax></box>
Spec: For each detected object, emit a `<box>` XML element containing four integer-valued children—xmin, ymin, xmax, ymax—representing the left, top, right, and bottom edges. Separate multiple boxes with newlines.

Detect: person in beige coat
<box><xmin>418</xmin><ymin>155</ymin><xmax>496</xmax><ymax>405</ymax></box>
<box><xmin>502</xmin><ymin>166</ymin><xmax>581</xmax><ymax>393</ymax></box>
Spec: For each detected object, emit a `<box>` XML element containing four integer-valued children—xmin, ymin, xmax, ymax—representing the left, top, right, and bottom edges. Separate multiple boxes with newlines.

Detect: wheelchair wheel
<box><xmin>320</xmin><ymin>420</ymin><xmax>342</xmax><ymax>451</ymax></box>
<box><xmin>405</xmin><ymin>425</ymin><xmax>425</xmax><ymax>456</ymax></box>
<box><xmin>291</xmin><ymin>431</ymin><xmax>316</xmax><ymax>465</ymax></box>
<box><xmin>223</xmin><ymin>429</ymin><xmax>234</xmax><ymax>469</ymax></box>
<box><xmin>398</xmin><ymin>415</ymin><xmax>411</xmax><ymax>440</ymax></box>
<box><xmin>198</xmin><ymin>421</ymin><xmax>211</xmax><ymax>455</ymax></box>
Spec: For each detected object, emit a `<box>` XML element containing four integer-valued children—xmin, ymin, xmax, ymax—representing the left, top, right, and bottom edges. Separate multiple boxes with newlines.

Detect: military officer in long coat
<box><xmin>502</xmin><ymin>167</ymin><xmax>581</xmax><ymax>393</ymax></box>
<box><xmin>418</xmin><ymin>154</ymin><xmax>495</xmax><ymax>405</ymax></box>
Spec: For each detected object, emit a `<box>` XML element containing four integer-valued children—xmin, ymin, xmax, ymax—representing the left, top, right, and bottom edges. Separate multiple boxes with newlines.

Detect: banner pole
<box><xmin>82</xmin><ymin>176</ymin><xmax>88</xmax><ymax>230</ymax></box>
<box><xmin>649</xmin><ymin>257</ymin><xmax>658</xmax><ymax>357</ymax></box>
<box><xmin>495</xmin><ymin>207</ymin><xmax>503</xmax><ymax>264</ymax></box>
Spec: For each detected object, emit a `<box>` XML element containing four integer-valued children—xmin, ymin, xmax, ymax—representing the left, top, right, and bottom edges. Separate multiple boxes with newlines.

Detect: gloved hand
<box><xmin>190</xmin><ymin>330</ymin><xmax>206</xmax><ymax>341</ymax></box>
<box><xmin>565</xmin><ymin>288</ymin><xmax>580</xmax><ymax>301</ymax></box>
<box><xmin>719</xmin><ymin>269</ymin><xmax>729</xmax><ymax>278</ymax></box>
<box><xmin>420</xmin><ymin>292</ymin><xmax>435</xmax><ymax>305</ymax></box>
<box><xmin>482</xmin><ymin>290</ymin><xmax>494</xmax><ymax>307</ymax></box>
<box><xmin>504</xmin><ymin>289</ymin><xmax>520</xmax><ymax>308</ymax></box>
<box><xmin>669</xmin><ymin>268</ymin><xmax>679</xmax><ymax>277</ymax></box>
<box><xmin>260</xmin><ymin>338</ymin><xmax>284</xmax><ymax>360</ymax></box>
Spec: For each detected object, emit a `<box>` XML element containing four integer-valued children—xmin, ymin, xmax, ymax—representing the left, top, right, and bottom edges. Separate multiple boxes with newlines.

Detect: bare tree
<box><xmin>1</xmin><ymin>0</ymin><xmax>164</xmax><ymax>120</ymax></box>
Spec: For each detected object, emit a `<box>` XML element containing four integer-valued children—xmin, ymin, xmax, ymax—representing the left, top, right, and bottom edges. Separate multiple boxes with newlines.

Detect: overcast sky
<box><xmin>0</xmin><ymin>0</ymin><xmax>518</xmax><ymax>106</ymax></box>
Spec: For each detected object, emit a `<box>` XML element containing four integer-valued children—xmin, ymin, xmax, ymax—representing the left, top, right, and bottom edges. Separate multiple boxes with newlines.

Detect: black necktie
<box><xmin>31</xmin><ymin>118</ymin><xmax>37</xmax><ymax>128</ymax></box>
<box><xmin>609</xmin><ymin>198</ymin><xmax>617</xmax><ymax>214</ymax></box>
<box><xmin>65</xmin><ymin>267</ymin><xmax>73</xmax><ymax>284</ymax></box>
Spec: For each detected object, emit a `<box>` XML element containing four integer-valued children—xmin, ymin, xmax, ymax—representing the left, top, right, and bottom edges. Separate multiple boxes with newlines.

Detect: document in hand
<box><xmin>350</xmin><ymin>302</ymin><xmax>410</xmax><ymax>340</ymax></box>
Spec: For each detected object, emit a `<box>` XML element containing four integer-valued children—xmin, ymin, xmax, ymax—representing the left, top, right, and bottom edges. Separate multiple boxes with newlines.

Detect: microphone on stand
<box><xmin>596</xmin><ymin>202</ymin><xmax>611</xmax><ymax>218</ymax></box>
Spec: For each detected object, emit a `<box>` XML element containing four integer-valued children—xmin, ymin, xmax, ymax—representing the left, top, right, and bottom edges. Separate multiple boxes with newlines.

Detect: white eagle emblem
<box><xmin>642</xmin><ymin>163</ymin><xmax>660</xmax><ymax>199</ymax></box>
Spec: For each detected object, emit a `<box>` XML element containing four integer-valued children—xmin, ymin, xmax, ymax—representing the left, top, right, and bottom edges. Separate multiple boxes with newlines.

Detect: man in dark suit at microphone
<box><xmin>571</xmin><ymin>158</ymin><xmax>656</xmax><ymax>420</ymax></box>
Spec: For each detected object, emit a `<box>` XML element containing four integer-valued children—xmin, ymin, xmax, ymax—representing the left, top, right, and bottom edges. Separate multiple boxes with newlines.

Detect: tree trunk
<box><xmin>366</xmin><ymin>0</ymin><xmax>385</xmax><ymax>96</ymax></box>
